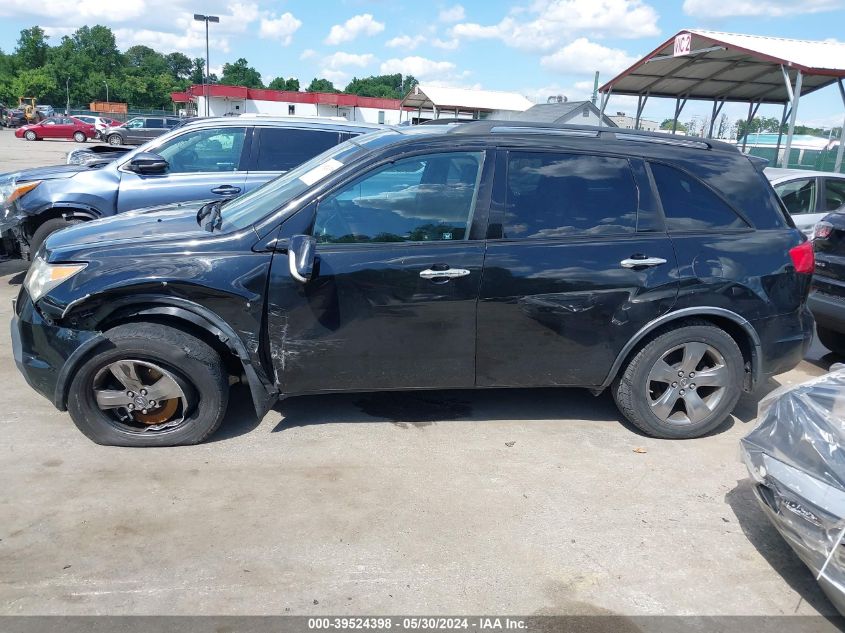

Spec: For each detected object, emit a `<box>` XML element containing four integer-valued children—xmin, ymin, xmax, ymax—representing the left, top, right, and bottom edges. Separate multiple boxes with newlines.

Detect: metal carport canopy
<box><xmin>597</xmin><ymin>29</ymin><xmax>845</xmax><ymax>168</ymax></box>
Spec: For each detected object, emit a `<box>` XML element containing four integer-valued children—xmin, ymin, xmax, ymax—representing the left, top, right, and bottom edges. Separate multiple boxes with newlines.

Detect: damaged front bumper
<box><xmin>11</xmin><ymin>288</ymin><xmax>103</xmax><ymax>410</ymax></box>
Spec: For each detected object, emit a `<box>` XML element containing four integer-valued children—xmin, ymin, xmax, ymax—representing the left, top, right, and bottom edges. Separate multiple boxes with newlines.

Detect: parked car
<box><xmin>4</xmin><ymin>109</ymin><xmax>29</xmax><ymax>128</ymax></box>
<box><xmin>808</xmin><ymin>212</ymin><xmax>845</xmax><ymax>355</ymax></box>
<box><xmin>14</xmin><ymin>116</ymin><xmax>96</xmax><ymax>142</ymax></box>
<box><xmin>11</xmin><ymin>122</ymin><xmax>814</xmax><ymax>446</ymax></box>
<box><xmin>741</xmin><ymin>368</ymin><xmax>845</xmax><ymax>615</ymax></box>
<box><xmin>66</xmin><ymin>144</ymin><xmax>132</xmax><ymax>166</ymax></box>
<box><xmin>766</xmin><ymin>167</ymin><xmax>845</xmax><ymax>237</ymax></box>
<box><xmin>35</xmin><ymin>104</ymin><xmax>55</xmax><ymax>118</ymax></box>
<box><xmin>102</xmin><ymin>116</ymin><xmax>182</xmax><ymax>146</ymax></box>
<box><xmin>0</xmin><ymin>117</ymin><xmax>380</xmax><ymax>258</ymax></box>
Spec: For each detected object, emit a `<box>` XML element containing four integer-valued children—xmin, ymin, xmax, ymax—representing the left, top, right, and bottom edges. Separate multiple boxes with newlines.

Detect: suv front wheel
<box><xmin>107</xmin><ymin>133</ymin><xmax>123</xmax><ymax>146</ymax></box>
<box><xmin>613</xmin><ymin>321</ymin><xmax>744</xmax><ymax>439</ymax></box>
<box><xmin>66</xmin><ymin>323</ymin><xmax>229</xmax><ymax>446</ymax></box>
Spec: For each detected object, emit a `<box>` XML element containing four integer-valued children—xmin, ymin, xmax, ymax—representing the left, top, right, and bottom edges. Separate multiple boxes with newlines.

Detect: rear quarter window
<box><xmin>254</xmin><ymin>128</ymin><xmax>342</xmax><ymax>172</ymax></box>
<box><xmin>650</xmin><ymin>162</ymin><xmax>748</xmax><ymax>232</ymax></box>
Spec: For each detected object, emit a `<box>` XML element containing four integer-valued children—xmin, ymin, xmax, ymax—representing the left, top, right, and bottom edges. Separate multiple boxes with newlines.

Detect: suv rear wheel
<box><xmin>613</xmin><ymin>322</ymin><xmax>744</xmax><ymax>439</ymax></box>
<box><xmin>66</xmin><ymin>323</ymin><xmax>229</xmax><ymax>447</ymax></box>
<box><xmin>107</xmin><ymin>133</ymin><xmax>122</xmax><ymax>146</ymax></box>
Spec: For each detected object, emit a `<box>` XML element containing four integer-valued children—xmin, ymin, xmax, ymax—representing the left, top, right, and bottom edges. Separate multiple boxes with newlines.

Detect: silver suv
<box><xmin>102</xmin><ymin>116</ymin><xmax>183</xmax><ymax>145</ymax></box>
<box><xmin>0</xmin><ymin>117</ymin><xmax>381</xmax><ymax>257</ymax></box>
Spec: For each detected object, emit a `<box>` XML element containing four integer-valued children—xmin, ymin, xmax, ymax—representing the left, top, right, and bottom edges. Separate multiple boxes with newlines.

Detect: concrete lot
<box><xmin>0</xmin><ymin>127</ymin><xmax>840</xmax><ymax>616</ymax></box>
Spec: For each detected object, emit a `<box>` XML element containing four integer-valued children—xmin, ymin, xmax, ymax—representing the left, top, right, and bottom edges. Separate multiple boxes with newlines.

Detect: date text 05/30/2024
<box><xmin>307</xmin><ymin>617</ymin><xmax>527</xmax><ymax>630</ymax></box>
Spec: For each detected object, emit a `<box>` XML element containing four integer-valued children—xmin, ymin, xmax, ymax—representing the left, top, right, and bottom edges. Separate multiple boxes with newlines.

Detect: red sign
<box><xmin>674</xmin><ymin>33</ymin><xmax>692</xmax><ymax>56</ymax></box>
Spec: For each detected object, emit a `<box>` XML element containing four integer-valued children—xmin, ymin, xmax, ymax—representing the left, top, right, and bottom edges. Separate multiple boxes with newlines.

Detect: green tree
<box><xmin>15</xmin><ymin>27</ymin><xmax>49</xmax><ymax>68</ymax></box>
<box><xmin>11</xmin><ymin>68</ymin><xmax>57</xmax><ymax>100</ymax></box>
<box><xmin>165</xmin><ymin>52</ymin><xmax>193</xmax><ymax>81</ymax></box>
<box><xmin>306</xmin><ymin>77</ymin><xmax>339</xmax><ymax>93</ymax></box>
<box><xmin>660</xmin><ymin>118</ymin><xmax>687</xmax><ymax>133</ymax></box>
<box><xmin>268</xmin><ymin>76</ymin><xmax>299</xmax><ymax>91</ymax></box>
<box><xmin>343</xmin><ymin>73</ymin><xmax>417</xmax><ymax>99</ymax></box>
<box><xmin>220</xmin><ymin>58</ymin><xmax>263</xmax><ymax>88</ymax></box>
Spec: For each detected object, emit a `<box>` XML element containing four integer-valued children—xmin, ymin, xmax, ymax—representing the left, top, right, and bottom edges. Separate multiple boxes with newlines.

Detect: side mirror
<box><xmin>288</xmin><ymin>234</ymin><xmax>316</xmax><ymax>283</ymax></box>
<box><xmin>127</xmin><ymin>152</ymin><xmax>168</xmax><ymax>174</ymax></box>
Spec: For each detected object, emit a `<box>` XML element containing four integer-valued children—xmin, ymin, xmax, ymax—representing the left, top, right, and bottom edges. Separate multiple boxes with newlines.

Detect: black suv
<box><xmin>12</xmin><ymin>123</ymin><xmax>814</xmax><ymax>447</ymax></box>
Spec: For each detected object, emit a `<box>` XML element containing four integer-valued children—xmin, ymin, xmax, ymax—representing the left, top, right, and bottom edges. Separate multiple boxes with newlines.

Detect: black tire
<box><xmin>612</xmin><ymin>321</ymin><xmax>744</xmax><ymax>439</ymax></box>
<box><xmin>24</xmin><ymin>130</ymin><xmax>36</xmax><ymax>141</ymax></box>
<box><xmin>107</xmin><ymin>133</ymin><xmax>122</xmax><ymax>146</ymax></box>
<box><xmin>29</xmin><ymin>217</ymin><xmax>82</xmax><ymax>258</ymax></box>
<box><xmin>73</xmin><ymin>131</ymin><xmax>86</xmax><ymax>143</ymax></box>
<box><xmin>66</xmin><ymin>323</ymin><xmax>229</xmax><ymax>447</ymax></box>
<box><xmin>817</xmin><ymin>326</ymin><xmax>845</xmax><ymax>357</ymax></box>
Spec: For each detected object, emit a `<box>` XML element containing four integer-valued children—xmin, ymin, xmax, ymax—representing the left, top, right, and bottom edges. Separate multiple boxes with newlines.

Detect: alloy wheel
<box><xmin>646</xmin><ymin>342</ymin><xmax>730</xmax><ymax>426</ymax></box>
<box><xmin>93</xmin><ymin>359</ymin><xmax>190</xmax><ymax>433</ymax></box>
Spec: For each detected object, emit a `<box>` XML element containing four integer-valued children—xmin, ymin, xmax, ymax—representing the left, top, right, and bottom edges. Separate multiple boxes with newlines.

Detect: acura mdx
<box><xmin>12</xmin><ymin>122</ymin><xmax>814</xmax><ymax>446</ymax></box>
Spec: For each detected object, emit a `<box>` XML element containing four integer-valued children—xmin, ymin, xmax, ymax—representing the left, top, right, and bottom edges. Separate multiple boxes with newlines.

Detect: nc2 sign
<box><xmin>674</xmin><ymin>32</ymin><xmax>692</xmax><ymax>56</ymax></box>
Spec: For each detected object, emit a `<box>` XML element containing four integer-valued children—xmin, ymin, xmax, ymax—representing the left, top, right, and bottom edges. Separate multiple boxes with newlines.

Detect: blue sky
<box><xmin>2</xmin><ymin>0</ymin><xmax>844</xmax><ymax>127</ymax></box>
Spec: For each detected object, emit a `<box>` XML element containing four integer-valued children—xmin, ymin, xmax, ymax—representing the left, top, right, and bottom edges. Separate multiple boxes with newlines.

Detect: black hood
<box><xmin>44</xmin><ymin>200</ymin><xmax>214</xmax><ymax>261</ymax></box>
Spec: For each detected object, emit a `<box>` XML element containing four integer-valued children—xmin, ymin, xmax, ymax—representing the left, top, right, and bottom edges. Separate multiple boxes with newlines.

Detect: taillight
<box><xmin>814</xmin><ymin>221</ymin><xmax>833</xmax><ymax>240</ymax></box>
<box><xmin>789</xmin><ymin>241</ymin><xmax>815</xmax><ymax>274</ymax></box>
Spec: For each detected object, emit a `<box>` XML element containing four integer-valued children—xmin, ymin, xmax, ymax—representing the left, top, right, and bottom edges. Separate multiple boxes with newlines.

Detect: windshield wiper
<box><xmin>197</xmin><ymin>200</ymin><xmax>223</xmax><ymax>232</ymax></box>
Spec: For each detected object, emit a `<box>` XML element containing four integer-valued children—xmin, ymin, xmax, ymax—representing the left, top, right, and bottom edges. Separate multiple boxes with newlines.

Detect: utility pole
<box><xmin>103</xmin><ymin>81</ymin><xmax>109</xmax><ymax>105</ymax></box>
<box><xmin>194</xmin><ymin>14</ymin><xmax>220</xmax><ymax>117</ymax></box>
<box><xmin>65</xmin><ymin>77</ymin><xmax>70</xmax><ymax>115</ymax></box>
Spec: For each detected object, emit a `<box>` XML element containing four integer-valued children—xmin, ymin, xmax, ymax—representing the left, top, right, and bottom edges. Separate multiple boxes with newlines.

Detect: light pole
<box><xmin>103</xmin><ymin>81</ymin><xmax>109</xmax><ymax>104</ymax></box>
<box><xmin>65</xmin><ymin>77</ymin><xmax>70</xmax><ymax>115</ymax></box>
<box><xmin>194</xmin><ymin>13</ymin><xmax>220</xmax><ymax>117</ymax></box>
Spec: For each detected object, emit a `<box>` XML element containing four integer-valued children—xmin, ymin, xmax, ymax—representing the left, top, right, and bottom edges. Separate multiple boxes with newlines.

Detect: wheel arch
<box><xmin>599</xmin><ymin>307</ymin><xmax>762</xmax><ymax>392</ymax></box>
<box><xmin>55</xmin><ymin>297</ymin><xmax>276</xmax><ymax>419</ymax></box>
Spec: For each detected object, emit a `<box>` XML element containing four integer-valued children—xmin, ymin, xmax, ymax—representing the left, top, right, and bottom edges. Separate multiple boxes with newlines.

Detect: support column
<box><xmin>781</xmin><ymin>68</ymin><xmax>803</xmax><ymax>167</ymax></box>
<box><xmin>635</xmin><ymin>93</ymin><xmax>649</xmax><ymax>130</ymax></box>
<box><xmin>707</xmin><ymin>99</ymin><xmax>725</xmax><ymax>139</ymax></box>
<box><xmin>774</xmin><ymin>102</ymin><xmax>790</xmax><ymax>166</ymax></box>
<box><xmin>598</xmin><ymin>88</ymin><xmax>612</xmax><ymax>127</ymax></box>
<box><xmin>741</xmin><ymin>100</ymin><xmax>761</xmax><ymax>153</ymax></box>
<box><xmin>835</xmin><ymin>79</ymin><xmax>845</xmax><ymax>173</ymax></box>
<box><xmin>671</xmin><ymin>96</ymin><xmax>688</xmax><ymax>134</ymax></box>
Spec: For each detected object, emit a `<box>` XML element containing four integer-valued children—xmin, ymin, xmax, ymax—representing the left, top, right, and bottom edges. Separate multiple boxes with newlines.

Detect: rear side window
<box><xmin>145</xmin><ymin>118</ymin><xmax>164</xmax><ymax>129</ymax></box>
<box><xmin>503</xmin><ymin>152</ymin><xmax>637</xmax><ymax>239</ymax></box>
<box><xmin>774</xmin><ymin>178</ymin><xmax>817</xmax><ymax>214</ymax></box>
<box><xmin>824</xmin><ymin>178</ymin><xmax>845</xmax><ymax>211</ymax></box>
<box><xmin>255</xmin><ymin>128</ymin><xmax>341</xmax><ymax>171</ymax></box>
<box><xmin>650</xmin><ymin>162</ymin><xmax>748</xmax><ymax>231</ymax></box>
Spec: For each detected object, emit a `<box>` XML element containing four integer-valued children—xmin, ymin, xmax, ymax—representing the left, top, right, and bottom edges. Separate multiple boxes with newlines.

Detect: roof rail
<box><xmin>614</xmin><ymin>132</ymin><xmax>710</xmax><ymax>150</ymax></box>
<box><xmin>489</xmin><ymin>126</ymin><xmax>599</xmax><ymax>138</ymax></box>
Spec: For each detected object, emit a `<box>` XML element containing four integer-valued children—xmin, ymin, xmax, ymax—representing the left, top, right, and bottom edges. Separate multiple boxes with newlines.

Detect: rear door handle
<box><xmin>620</xmin><ymin>256</ymin><xmax>667</xmax><ymax>268</ymax></box>
<box><xmin>419</xmin><ymin>268</ymin><xmax>471</xmax><ymax>280</ymax></box>
<box><xmin>211</xmin><ymin>185</ymin><xmax>241</xmax><ymax>195</ymax></box>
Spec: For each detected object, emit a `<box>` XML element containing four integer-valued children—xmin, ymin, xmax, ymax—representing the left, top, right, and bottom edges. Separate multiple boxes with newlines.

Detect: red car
<box><xmin>15</xmin><ymin>116</ymin><xmax>97</xmax><ymax>142</ymax></box>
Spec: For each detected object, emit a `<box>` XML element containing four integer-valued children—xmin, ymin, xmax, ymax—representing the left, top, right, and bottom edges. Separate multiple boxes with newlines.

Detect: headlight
<box><xmin>24</xmin><ymin>256</ymin><xmax>87</xmax><ymax>302</ymax></box>
<box><xmin>1</xmin><ymin>180</ymin><xmax>40</xmax><ymax>210</ymax></box>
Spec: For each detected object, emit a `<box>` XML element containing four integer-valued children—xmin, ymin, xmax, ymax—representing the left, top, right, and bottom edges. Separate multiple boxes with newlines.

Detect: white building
<box><xmin>398</xmin><ymin>85</ymin><xmax>535</xmax><ymax>123</ymax></box>
<box><xmin>173</xmin><ymin>85</ymin><xmax>405</xmax><ymax>125</ymax></box>
<box><xmin>610</xmin><ymin>112</ymin><xmax>659</xmax><ymax>131</ymax></box>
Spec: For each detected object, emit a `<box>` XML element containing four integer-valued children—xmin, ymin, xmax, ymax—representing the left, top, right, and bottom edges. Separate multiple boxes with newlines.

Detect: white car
<box><xmin>765</xmin><ymin>167</ymin><xmax>845</xmax><ymax>237</ymax></box>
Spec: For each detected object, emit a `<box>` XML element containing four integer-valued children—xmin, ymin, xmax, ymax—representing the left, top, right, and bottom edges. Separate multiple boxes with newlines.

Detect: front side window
<box><xmin>312</xmin><ymin>151</ymin><xmax>485</xmax><ymax>244</ymax></box>
<box><xmin>255</xmin><ymin>128</ymin><xmax>341</xmax><ymax>172</ymax></box>
<box><xmin>651</xmin><ymin>162</ymin><xmax>748</xmax><ymax>231</ymax></box>
<box><xmin>125</xmin><ymin>118</ymin><xmax>143</xmax><ymax>129</ymax></box>
<box><xmin>503</xmin><ymin>152</ymin><xmax>638</xmax><ymax>239</ymax></box>
<box><xmin>155</xmin><ymin>126</ymin><xmax>246</xmax><ymax>173</ymax></box>
<box><xmin>824</xmin><ymin>178</ymin><xmax>845</xmax><ymax>211</ymax></box>
<box><xmin>774</xmin><ymin>178</ymin><xmax>817</xmax><ymax>214</ymax></box>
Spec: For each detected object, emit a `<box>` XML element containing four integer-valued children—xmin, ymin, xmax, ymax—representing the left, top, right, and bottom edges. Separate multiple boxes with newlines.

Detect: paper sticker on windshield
<box><xmin>299</xmin><ymin>159</ymin><xmax>343</xmax><ymax>186</ymax></box>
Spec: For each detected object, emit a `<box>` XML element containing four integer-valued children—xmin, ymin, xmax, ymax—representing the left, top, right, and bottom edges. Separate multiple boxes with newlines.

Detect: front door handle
<box><xmin>419</xmin><ymin>268</ymin><xmax>471</xmax><ymax>280</ymax></box>
<box><xmin>620</xmin><ymin>256</ymin><xmax>667</xmax><ymax>269</ymax></box>
<box><xmin>211</xmin><ymin>185</ymin><xmax>241</xmax><ymax>195</ymax></box>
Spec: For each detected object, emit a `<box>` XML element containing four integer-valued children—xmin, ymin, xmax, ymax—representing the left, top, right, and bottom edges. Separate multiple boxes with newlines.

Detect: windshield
<box><xmin>221</xmin><ymin>140</ymin><xmax>364</xmax><ymax>231</ymax></box>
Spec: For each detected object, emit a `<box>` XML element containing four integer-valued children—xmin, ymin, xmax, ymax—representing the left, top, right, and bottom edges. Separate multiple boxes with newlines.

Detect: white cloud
<box><xmin>323</xmin><ymin>52</ymin><xmax>376</xmax><ymax>69</ymax></box>
<box><xmin>325</xmin><ymin>14</ymin><xmax>385</xmax><ymax>45</ymax></box>
<box><xmin>113</xmin><ymin>26</ymin><xmax>233</xmax><ymax>53</ymax></box>
<box><xmin>380</xmin><ymin>56</ymin><xmax>456</xmax><ymax>79</ymax></box>
<box><xmin>683</xmin><ymin>0</ymin><xmax>842</xmax><ymax>17</ymax></box>
<box><xmin>433</xmin><ymin>38</ymin><xmax>459</xmax><ymax>50</ymax></box>
<box><xmin>299</xmin><ymin>49</ymin><xmax>318</xmax><ymax>60</ymax></box>
<box><xmin>452</xmin><ymin>0</ymin><xmax>659</xmax><ymax>52</ymax></box>
<box><xmin>540</xmin><ymin>38</ymin><xmax>637</xmax><ymax>75</ymax></box>
<box><xmin>258</xmin><ymin>12</ymin><xmax>302</xmax><ymax>45</ymax></box>
<box><xmin>439</xmin><ymin>4</ymin><xmax>466</xmax><ymax>22</ymax></box>
<box><xmin>386</xmin><ymin>34</ymin><xmax>426</xmax><ymax>49</ymax></box>
<box><xmin>319</xmin><ymin>69</ymin><xmax>350</xmax><ymax>86</ymax></box>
